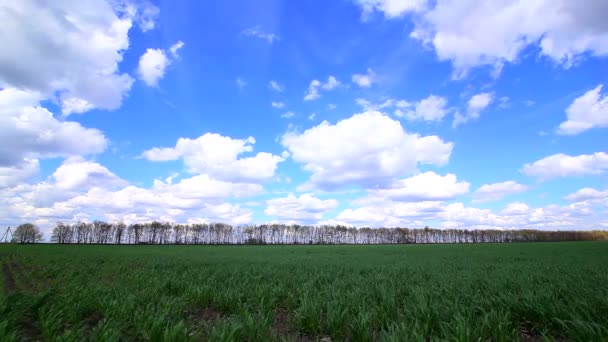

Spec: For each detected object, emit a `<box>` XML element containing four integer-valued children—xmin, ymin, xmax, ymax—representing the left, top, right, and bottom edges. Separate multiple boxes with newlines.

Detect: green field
<box><xmin>1</xmin><ymin>242</ymin><xmax>607</xmax><ymax>341</ymax></box>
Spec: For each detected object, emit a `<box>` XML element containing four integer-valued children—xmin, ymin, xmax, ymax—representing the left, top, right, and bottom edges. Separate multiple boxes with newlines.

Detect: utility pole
<box><xmin>1</xmin><ymin>226</ymin><xmax>12</xmax><ymax>243</ymax></box>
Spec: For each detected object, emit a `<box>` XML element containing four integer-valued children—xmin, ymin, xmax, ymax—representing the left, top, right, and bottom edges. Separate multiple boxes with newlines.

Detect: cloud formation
<box><xmin>558</xmin><ymin>85</ymin><xmax>608</xmax><ymax>135</ymax></box>
<box><xmin>304</xmin><ymin>76</ymin><xmax>341</xmax><ymax>101</ymax></box>
<box><xmin>265</xmin><ymin>194</ymin><xmax>338</xmax><ymax>221</ymax></box>
<box><xmin>473</xmin><ymin>181</ymin><xmax>528</xmax><ymax>203</ymax></box>
<box><xmin>0</xmin><ymin>0</ymin><xmax>160</xmax><ymax>114</ymax></box>
<box><xmin>282</xmin><ymin>111</ymin><xmax>453</xmax><ymax>189</ymax></box>
<box><xmin>522</xmin><ymin>152</ymin><xmax>608</xmax><ymax>180</ymax></box>
<box><xmin>137</xmin><ymin>41</ymin><xmax>185</xmax><ymax>87</ymax></box>
<box><xmin>142</xmin><ymin>133</ymin><xmax>284</xmax><ymax>182</ymax></box>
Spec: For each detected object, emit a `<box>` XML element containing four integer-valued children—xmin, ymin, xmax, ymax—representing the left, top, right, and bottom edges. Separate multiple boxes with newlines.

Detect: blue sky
<box><xmin>1</xmin><ymin>0</ymin><xmax>607</xmax><ymax>235</ymax></box>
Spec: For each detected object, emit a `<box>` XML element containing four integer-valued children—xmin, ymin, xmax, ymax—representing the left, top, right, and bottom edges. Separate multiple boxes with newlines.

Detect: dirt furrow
<box><xmin>2</xmin><ymin>260</ymin><xmax>17</xmax><ymax>292</ymax></box>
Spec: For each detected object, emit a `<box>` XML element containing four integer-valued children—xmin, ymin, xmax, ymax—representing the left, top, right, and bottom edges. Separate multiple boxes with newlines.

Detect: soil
<box><xmin>2</xmin><ymin>261</ymin><xmax>16</xmax><ymax>292</ymax></box>
<box><xmin>271</xmin><ymin>308</ymin><xmax>315</xmax><ymax>341</ymax></box>
<box><xmin>85</xmin><ymin>311</ymin><xmax>103</xmax><ymax>327</ymax></box>
<box><xmin>189</xmin><ymin>306</ymin><xmax>225</xmax><ymax>323</ymax></box>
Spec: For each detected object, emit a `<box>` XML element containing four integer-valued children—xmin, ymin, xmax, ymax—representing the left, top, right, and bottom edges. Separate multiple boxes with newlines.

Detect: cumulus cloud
<box><xmin>52</xmin><ymin>157</ymin><xmax>127</xmax><ymax>191</ymax></box>
<box><xmin>358</xmin><ymin>95</ymin><xmax>448</xmax><ymax>122</ymax></box>
<box><xmin>120</xmin><ymin>0</ymin><xmax>160</xmax><ymax>32</ymax></box>
<box><xmin>558</xmin><ymin>84</ymin><xmax>608</xmax><ymax>135</ymax></box>
<box><xmin>0</xmin><ymin>159</ymin><xmax>39</xmax><ymax>189</ymax></box>
<box><xmin>408</xmin><ymin>0</ymin><xmax>608</xmax><ymax>78</ymax></box>
<box><xmin>565</xmin><ymin>188</ymin><xmax>608</xmax><ymax>202</ymax></box>
<box><xmin>265</xmin><ymin>193</ymin><xmax>338</xmax><ymax>221</ymax></box>
<box><xmin>142</xmin><ymin>133</ymin><xmax>284</xmax><ymax>182</ymax></box>
<box><xmin>352</xmin><ymin>68</ymin><xmax>376</xmax><ymax>88</ymax></box>
<box><xmin>336</xmin><ymin>196</ymin><xmax>604</xmax><ymax>229</ymax></box>
<box><xmin>395</xmin><ymin>95</ymin><xmax>448</xmax><ymax>121</ymax></box>
<box><xmin>356</xmin><ymin>0</ymin><xmax>428</xmax><ymax>20</ymax></box>
<box><xmin>137</xmin><ymin>41</ymin><xmax>185</xmax><ymax>87</ymax></box>
<box><xmin>369</xmin><ymin>172</ymin><xmax>469</xmax><ymax>201</ymax></box>
<box><xmin>2</xmin><ymin>157</ymin><xmax>128</xmax><ymax>209</ymax></box>
<box><xmin>0</xmin><ymin>88</ymin><xmax>107</xmax><ymax>169</ymax></box>
<box><xmin>271</xmin><ymin>101</ymin><xmax>285</xmax><ymax>109</ymax></box>
<box><xmin>137</xmin><ymin>49</ymin><xmax>169</xmax><ymax>87</ymax></box>
<box><xmin>1</xmin><ymin>172</ymin><xmax>258</xmax><ymax>229</ymax></box>
<box><xmin>0</xmin><ymin>0</ymin><xmax>161</xmax><ymax>114</ymax></box>
<box><xmin>282</xmin><ymin>111</ymin><xmax>453</xmax><ymax>189</ymax></box>
<box><xmin>453</xmin><ymin>92</ymin><xmax>493</xmax><ymax>127</ymax></box>
<box><xmin>304</xmin><ymin>76</ymin><xmax>341</xmax><ymax>101</ymax></box>
<box><xmin>281</xmin><ymin>111</ymin><xmax>295</xmax><ymax>119</ymax></box>
<box><xmin>522</xmin><ymin>152</ymin><xmax>608</xmax><ymax>180</ymax></box>
<box><xmin>473</xmin><ymin>181</ymin><xmax>528</xmax><ymax>203</ymax></box>
<box><xmin>336</xmin><ymin>200</ymin><xmax>443</xmax><ymax>227</ymax></box>
<box><xmin>501</xmin><ymin>202</ymin><xmax>531</xmax><ymax>216</ymax></box>
<box><xmin>241</xmin><ymin>26</ymin><xmax>279</xmax><ymax>43</ymax></box>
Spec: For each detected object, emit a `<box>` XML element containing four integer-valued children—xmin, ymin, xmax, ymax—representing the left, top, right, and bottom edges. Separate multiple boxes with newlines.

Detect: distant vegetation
<box><xmin>1</xmin><ymin>242</ymin><xmax>607</xmax><ymax>340</ymax></box>
<box><xmin>31</xmin><ymin>221</ymin><xmax>608</xmax><ymax>244</ymax></box>
<box><xmin>3</xmin><ymin>221</ymin><xmax>608</xmax><ymax>245</ymax></box>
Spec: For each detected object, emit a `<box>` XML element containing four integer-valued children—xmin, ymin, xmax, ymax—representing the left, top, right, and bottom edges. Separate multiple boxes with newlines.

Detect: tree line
<box><xmin>4</xmin><ymin>221</ymin><xmax>607</xmax><ymax>245</ymax></box>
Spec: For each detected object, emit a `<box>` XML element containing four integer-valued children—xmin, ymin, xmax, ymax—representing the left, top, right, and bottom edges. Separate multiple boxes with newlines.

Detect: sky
<box><xmin>1</xmin><ymin>0</ymin><xmax>607</xmax><ymax>237</ymax></box>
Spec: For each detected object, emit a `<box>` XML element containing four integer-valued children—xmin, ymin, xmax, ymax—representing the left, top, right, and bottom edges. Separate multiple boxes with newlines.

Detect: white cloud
<box><xmin>265</xmin><ymin>193</ymin><xmax>338</xmax><ymax>221</ymax></box>
<box><xmin>322</xmin><ymin>76</ymin><xmax>340</xmax><ymax>90</ymax></box>
<box><xmin>142</xmin><ymin>133</ymin><xmax>284</xmax><ymax>182</ymax></box>
<box><xmin>281</xmin><ymin>111</ymin><xmax>295</xmax><ymax>119</ymax></box>
<box><xmin>282</xmin><ymin>111</ymin><xmax>453</xmax><ymax>189</ymax></box>
<box><xmin>0</xmin><ymin>88</ymin><xmax>107</xmax><ymax>168</ymax></box>
<box><xmin>137</xmin><ymin>49</ymin><xmax>169</xmax><ymax>87</ymax></box>
<box><xmin>271</xmin><ymin>101</ymin><xmax>286</xmax><ymax>109</ymax></box>
<box><xmin>121</xmin><ymin>0</ymin><xmax>160</xmax><ymax>32</ymax></box>
<box><xmin>151</xmin><ymin>174</ymin><xmax>263</xmax><ymax>200</ymax></box>
<box><xmin>501</xmin><ymin>202</ymin><xmax>531</xmax><ymax>216</ymax></box>
<box><xmin>169</xmin><ymin>41</ymin><xmax>185</xmax><ymax>59</ymax></box>
<box><xmin>358</xmin><ymin>95</ymin><xmax>447</xmax><ymax>122</ymax></box>
<box><xmin>0</xmin><ymin>159</ymin><xmax>39</xmax><ymax>189</ymax></box>
<box><xmin>396</xmin><ymin>95</ymin><xmax>448</xmax><ymax>121</ymax></box>
<box><xmin>356</xmin><ymin>98</ymin><xmax>392</xmax><ymax>111</ymax></box>
<box><xmin>304</xmin><ymin>80</ymin><xmax>322</xmax><ymax>101</ymax></box>
<box><xmin>498</xmin><ymin>96</ymin><xmax>510</xmax><ymax>109</ymax></box>
<box><xmin>409</xmin><ymin>0</ymin><xmax>608</xmax><ymax>78</ymax></box>
<box><xmin>453</xmin><ymin>92</ymin><xmax>493</xmax><ymax>127</ymax></box>
<box><xmin>236</xmin><ymin>77</ymin><xmax>247</xmax><ymax>90</ymax></box>
<box><xmin>369</xmin><ymin>172</ymin><xmax>469</xmax><ymax>201</ymax></box>
<box><xmin>356</xmin><ymin>0</ymin><xmax>428</xmax><ymax>20</ymax></box>
<box><xmin>332</xmin><ymin>195</ymin><xmax>605</xmax><ymax>229</ymax></box>
<box><xmin>558</xmin><ymin>84</ymin><xmax>608</xmax><ymax>135</ymax></box>
<box><xmin>242</xmin><ymin>26</ymin><xmax>279</xmax><ymax>43</ymax></box>
<box><xmin>565</xmin><ymin>188</ymin><xmax>608</xmax><ymax>202</ymax></box>
<box><xmin>52</xmin><ymin>157</ymin><xmax>127</xmax><ymax>191</ymax></box>
<box><xmin>269</xmin><ymin>80</ymin><xmax>284</xmax><ymax>92</ymax></box>
<box><xmin>1</xmin><ymin>173</ymin><xmax>258</xmax><ymax>229</ymax></box>
<box><xmin>2</xmin><ymin>157</ymin><xmax>127</xmax><ymax>208</ymax></box>
<box><xmin>304</xmin><ymin>76</ymin><xmax>341</xmax><ymax>101</ymax></box>
<box><xmin>0</xmin><ymin>0</ymin><xmax>158</xmax><ymax>114</ymax></box>
<box><xmin>352</xmin><ymin>68</ymin><xmax>376</xmax><ymax>88</ymax></box>
<box><xmin>473</xmin><ymin>181</ymin><xmax>528</xmax><ymax>203</ymax></box>
<box><xmin>61</xmin><ymin>98</ymin><xmax>95</xmax><ymax>116</ymax></box>
<box><xmin>522</xmin><ymin>152</ymin><xmax>608</xmax><ymax>180</ymax></box>
<box><xmin>336</xmin><ymin>200</ymin><xmax>443</xmax><ymax>227</ymax></box>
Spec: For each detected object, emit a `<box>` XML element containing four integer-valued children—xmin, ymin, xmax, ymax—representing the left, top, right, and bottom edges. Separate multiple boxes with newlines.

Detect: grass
<box><xmin>1</xmin><ymin>242</ymin><xmax>607</xmax><ymax>341</ymax></box>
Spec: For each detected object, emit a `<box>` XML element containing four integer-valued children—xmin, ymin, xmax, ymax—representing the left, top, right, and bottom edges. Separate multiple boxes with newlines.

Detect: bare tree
<box><xmin>13</xmin><ymin>223</ymin><xmax>43</xmax><ymax>243</ymax></box>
